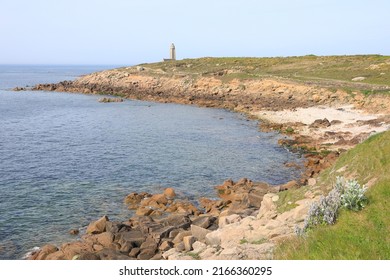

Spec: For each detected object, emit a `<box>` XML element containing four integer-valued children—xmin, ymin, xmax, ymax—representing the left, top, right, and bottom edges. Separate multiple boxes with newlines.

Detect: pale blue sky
<box><xmin>1</xmin><ymin>0</ymin><xmax>389</xmax><ymax>65</ymax></box>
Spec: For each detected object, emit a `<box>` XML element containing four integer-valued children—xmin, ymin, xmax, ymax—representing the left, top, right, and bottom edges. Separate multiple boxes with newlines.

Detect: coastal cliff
<box><xmin>29</xmin><ymin>56</ymin><xmax>390</xmax><ymax>260</ymax></box>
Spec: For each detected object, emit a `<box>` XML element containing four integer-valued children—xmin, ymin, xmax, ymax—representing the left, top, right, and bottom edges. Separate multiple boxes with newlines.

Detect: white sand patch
<box><xmin>256</xmin><ymin>105</ymin><xmax>377</xmax><ymax>125</ymax></box>
<box><xmin>254</xmin><ymin>105</ymin><xmax>389</xmax><ymax>147</ymax></box>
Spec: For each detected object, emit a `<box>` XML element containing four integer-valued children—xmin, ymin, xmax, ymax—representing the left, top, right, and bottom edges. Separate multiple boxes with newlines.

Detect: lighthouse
<box><xmin>163</xmin><ymin>43</ymin><xmax>176</xmax><ymax>61</ymax></box>
<box><xmin>170</xmin><ymin>43</ymin><xmax>176</xmax><ymax>60</ymax></box>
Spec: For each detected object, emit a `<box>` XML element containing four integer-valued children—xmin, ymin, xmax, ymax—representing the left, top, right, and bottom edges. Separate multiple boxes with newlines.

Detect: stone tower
<box><xmin>170</xmin><ymin>43</ymin><xmax>176</xmax><ymax>60</ymax></box>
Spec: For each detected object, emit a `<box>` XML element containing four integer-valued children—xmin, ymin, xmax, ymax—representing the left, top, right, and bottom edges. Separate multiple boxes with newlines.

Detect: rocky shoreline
<box><xmin>26</xmin><ymin>63</ymin><xmax>390</xmax><ymax>260</ymax></box>
<box><xmin>29</xmin><ymin>179</ymin><xmax>313</xmax><ymax>260</ymax></box>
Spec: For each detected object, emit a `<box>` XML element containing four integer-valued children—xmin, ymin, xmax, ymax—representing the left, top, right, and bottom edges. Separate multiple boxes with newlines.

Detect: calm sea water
<box><xmin>0</xmin><ymin>65</ymin><xmax>302</xmax><ymax>259</ymax></box>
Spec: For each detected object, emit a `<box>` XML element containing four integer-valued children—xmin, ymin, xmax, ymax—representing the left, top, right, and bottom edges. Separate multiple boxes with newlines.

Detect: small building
<box><xmin>163</xmin><ymin>43</ymin><xmax>176</xmax><ymax>61</ymax></box>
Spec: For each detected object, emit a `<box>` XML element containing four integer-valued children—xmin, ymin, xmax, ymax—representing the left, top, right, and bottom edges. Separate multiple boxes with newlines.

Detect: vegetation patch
<box><xmin>275</xmin><ymin>131</ymin><xmax>390</xmax><ymax>259</ymax></box>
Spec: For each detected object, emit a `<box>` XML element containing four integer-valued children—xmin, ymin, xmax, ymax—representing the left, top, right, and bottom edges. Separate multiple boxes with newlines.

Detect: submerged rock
<box><xmin>98</xmin><ymin>97</ymin><xmax>124</xmax><ymax>103</ymax></box>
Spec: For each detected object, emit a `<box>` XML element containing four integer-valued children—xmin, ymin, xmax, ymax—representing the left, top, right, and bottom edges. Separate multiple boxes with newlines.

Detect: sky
<box><xmin>1</xmin><ymin>0</ymin><xmax>389</xmax><ymax>65</ymax></box>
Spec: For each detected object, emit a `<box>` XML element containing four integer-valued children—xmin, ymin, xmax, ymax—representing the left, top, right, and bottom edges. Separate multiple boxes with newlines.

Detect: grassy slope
<box><xmin>136</xmin><ymin>55</ymin><xmax>390</xmax><ymax>94</ymax></box>
<box><xmin>275</xmin><ymin>131</ymin><xmax>390</xmax><ymax>259</ymax></box>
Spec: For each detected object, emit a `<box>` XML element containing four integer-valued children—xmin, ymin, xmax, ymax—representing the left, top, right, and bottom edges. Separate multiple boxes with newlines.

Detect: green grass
<box><xmin>276</xmin><ymin>186</ymin><xmax>309</xmax><ymax>213</ymax></box>
<box><xmin>123</xmin><ymin>55</ymin><xmax>390</xmax><ymax>94</ymax></box>
<box><xmin>275</xmin><ymin>131</ymin><xmax>390</xmax><ymax>259</ymax></box>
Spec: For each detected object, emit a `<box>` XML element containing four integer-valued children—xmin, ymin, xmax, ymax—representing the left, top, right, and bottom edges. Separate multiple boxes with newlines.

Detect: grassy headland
<box><xmin>275</xmin><ymin>130</ymin><xmax>390</xmax><ymax>259</ymax></box>
<box><xmin>135</xmin><ymin>55</ymin><xmax>390</xmax><ymax>95</ymax></box>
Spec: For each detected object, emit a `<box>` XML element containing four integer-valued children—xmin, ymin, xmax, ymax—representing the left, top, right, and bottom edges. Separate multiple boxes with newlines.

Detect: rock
<box><xmin>61</xmin><ymin>242</ymin><xmax>93</xmax><ymax>260</ymax></box>
<box><xmin>257</xmin><ymin>193</ymin><xmax>278</xmax><ymax>220</ymax></box>
<box><xmin>69</xmin><ymin>229</ymin><xmax>79</xmax><ymax>235</ymax></box>
<box><xmin>138</xmin><ymin>248</ymin><xmax>157</xmax><ymax>260</ymax></box>
<box><xmin>199</xmin><ymin>247</ymin><xmax>217</xmax><ymax>259</ymax></box>
<box><xmin>191</xmin><ymin>225</ymin><xmax>211</xmax><ymax>241</ymax></box>
<box><xmin>98</xmin><ymin>97</ymin><xmax>124</xmax><ymax>103</ymax></box>
<box><xmin>183</xmin><ymin>236</ymin><xmax>196</xmax><ymax>251</ymax></box>
<box><xmin>192</xmin><ymin>241</ymin><xmax>207</xmax><ymax>254</ymax></box>
<box><xmin>159</xmin><ymin>240</ymin><xmax>174</xmax><ymax>251</ymax></box>
<box><xmin>164</xmin><ymin>188</ymin><xmax>176</xmax><ymax>199</ymax></box>
<box><xmin>86</xmin><ymin>215</ymin><xmax>109</xmax><ymax>234</ymax></box>
<box><xmin>34</xmin><ymin>244</ymin><xmax>58</xmax><ymax>260</ymax></box>
<box><xmin>45</xmin><ymin>251</ymin><xmax>66</xmax><ymax>260</ymax></box>
<box><xmin>218</xmin><ymin>214</ymin><xmax>241</xmax><ymax>228</ymax></box>
<box><xmin>129</xmin><ymin>248</ymin><xmax>141</xmax><ymax>258</ymax></box>
<box><xmin>155</xmin><ymin>214</ymin><xmax>191</xmax><ymax>229</ymax></box>
<box><xmin>116</xmin><ymin>230</ymin><xmax>145</xmax><ymax>247</ymax></box>
<box><xmin>118</xmin><ymin>241</ymin><xmax>133</xmax><ymax>254</ymax></box>
<box><xmin>136</xmin><ymin>207</ymin><xmax>153</xmax><ymax>216</ymax></box>
<box><xmin>330</xmin><ymin>120</ymin><xmax>342</xmax><ymax>125</ymax></box>
<box><xmin>352</xmin><ymin>76</ymin><xmax>366</xmax><ymax>81</ymax></box>
<box><xmin>162</xmin><ymin>248</ymin><xmax>179</xmax><ymax>260</ymax></box>
<box><xmin>308</xmin><ymin>178</ymin><xmax>317</xmax><ymax>186</ymax></box>
<box><xmin>309</xmin><ymin>118</ymin><xmax>331</xmax><ymax>128</ymax></box>
<box><xmin>191</xmin><ymin>216</ymin><xmax>212</xmax><ymax>229</ymax></box>
<box><xmin>150</xmin><ymin>252</ymin><xmax>163</xmax><ymax>260</ymax></box>
<box><xmin>93</xmin><ymin>244</ymin><xmax>104</xmax><ymax>251</ymax></box>
<box><xmin>140</xmin><ymin>237</ymin><xmax>158</xmax><ymax>251</ymax></box>
<box><xmin>77</xmin><ymin>252</ymin><xmax>100</xmax><ymax>260</ymax></box>
<box><xmin>150</xmin><ymin>226</ymin><xmax>175</xmax><ymax>241</ymax></box>
<box><xmin>105</xmin><ymin>221</ymin><xmax>127</xmax><ymax>234</ymax></box>
<box><xmin>124</xmin><ymin>192</ymin><xmax>151</xmax><ymax>209</ymax></box>
<box><xmin>96</xmin><ymin>232</ymin><xmax>114</xmax><ymax>247</ymax></box>
<box><xmin>172</xmin><ymin>230</ymin><xmax>192</xmax><ymax>244</ymax></box>
<box><xmin>205</xmin><ymin>230</ymin><xmax>221</xmax><ymax>246</ymax></box>
<box><xmin>98</xmin><ymin>249</ymin><xmax>131</xmax><ymax>260</ymax></box>
<box><xmin>174</xmin><ymin>242</ymin><xmax>186</xmax><ymax>252</ymax></box>
<box><xmin>271</xmin><ymin>195</ymin><xmax>279</xmax><ymax>202</ymax></box>
<box><xmin>137</xmin><ymin>66</ymin><xmax>145</xmax><ymax>71</ymax></box>
<box><xmin>280</xmin><ymin>180</ymin><xmax>298</xmax><ymax>190</ymax></box>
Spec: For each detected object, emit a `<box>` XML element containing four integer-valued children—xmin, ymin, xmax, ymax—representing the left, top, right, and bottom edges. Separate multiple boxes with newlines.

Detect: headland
<box><xmin>27</xmin><ymin>55</ymin><xmax>390</xmax><ymax>260</ymax></box>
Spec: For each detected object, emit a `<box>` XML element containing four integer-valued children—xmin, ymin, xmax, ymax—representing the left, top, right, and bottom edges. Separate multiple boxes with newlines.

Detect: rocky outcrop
<box><xmin>162</xmin><ymin>193</ymin><xmax>318</xmax><ymax>260</ymax></box>
<box><xmin>29</xmin><ymin>181</ymin><xmax>299</xmax><ymax>260</ymax></box>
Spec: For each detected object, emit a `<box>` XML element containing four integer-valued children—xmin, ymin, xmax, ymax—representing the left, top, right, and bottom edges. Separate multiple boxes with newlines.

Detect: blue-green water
<box><xmin>0</xmin><ymin>65</ymin><xmax>302</xmax><ymax>259</ymax></box>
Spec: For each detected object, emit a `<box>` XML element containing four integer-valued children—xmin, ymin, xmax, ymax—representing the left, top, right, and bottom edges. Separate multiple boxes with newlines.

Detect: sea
<box><xmin>0</xmin><ymin>65</ymin><xmax>303</xmax><ymax>259</ymax></box>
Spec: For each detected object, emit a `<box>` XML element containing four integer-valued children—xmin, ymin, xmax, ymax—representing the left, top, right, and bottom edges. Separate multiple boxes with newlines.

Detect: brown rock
<box><xmin>86</xmin><ymin>215</ymin><xmax>109</xmax><ymax>234</ymax></box>
<box><xmin>97</xmin><ymin>249</ymin><xmax>132</xmax><ymax>260</ymax></box>
<box><xmin>309</xmin><ymin>118</ymin><xmax>331</xmax><ymax>128</ymax></box>
<box><xmin>190</xmin><ymin>225</ymin><xmax>211</xmax><ymax>241</ymax></box>
<box><xmin>119</xmin><ymin>241</ymin><xmax>133</xmax><ymax>254</ymax></box>
<box><xmin>136</xmin><ymin>207</ymin><xmax>153</xmax><ymax>216</ymax></box>
<box><xmin>183</xmin><ymin>236</ymin><xmax>196</xmax><ymax>251</ymax></box>
<box><xmin>138</xmin><ymin>248</ymin><xmax>157</xmax><ymax>260</ymax></box>
<box><xmin>77</xmin><ymin>252</ymin><xmax>100</xmax><ymax>260</ymax></box>
<box><xmin>93</xmin><ymin>244</ymin><xmax>104</xmax><ymax>251</ymax></box>
<box><xmin>45</xmin><ymin>251</ymin><xmax>66</xmax><ymax>260</ymax></box>
<box><xmin>150</xmin><ymin>226</ymin><xmax>175</xmax><ymax>241</ymax></box>
<box><xmin>159</xmin><ymin>240</ymin><xmax>174</xmax><ymax>251</ymax></box>
<box><xmin>174</xmin><ymin>242</ymin><xmax>186</xmax><ymax>252</ymax></box>
<box><xmin>164</xmin><ymin>188</ymin><xmax>176</xmax><ymax>199</ymax></box>
<box><xmin>140</xmin><ymin>237</ymin><xmax>158</xmax><ymax>251</ymax></box>
<box><xmin>96</xmin><ymin>232</ymin><xmax>114</xmax><ymax>247</ymax></box>
<box><xmin>280</xmin><ymin>180</ymin><xmax>298</xmax><ymax>190</ymax></box>
<box><xmin>124</xmin><ymin>192</ymin><xmax>151</xmax><ymax>209</ymax></box>
<box><xmin>69</xmin><ymin>229</ymin><xmax>79</xmax><ymax>235</ymax></box>
<box><xmin>34</xmin><ymin>244</ymin><xmax>59</xmax><ymax>260</ymax></box>
<box><xmin>129</xmin><ymin>247</ymin><xmax>141</xmax><ymax>258</ymax></box>
<box><xmin>150</xmin><ymin>252</ymin><xmax>163</xmax><ymax>260</ymax></box>
<box><xmin>155</xmin><ymin>214</ymin><xmax>191</xmax><ymax>229</ymax></box>
<box><xmin>172</xmin><ymin>230</ymin><xmax>192</xmax><ymax>244</ymax></box>
<box><xmin>61</xmin><ymin>241</ymin><xmax>93</xmax><ymax>260</ymax></box>
<box><xmin>116</xmin><ymin>230</ymin><xmax>145</xmax><ymax>247</ymax></box>
<box><xmin>191</xmin><ymin>216</ymin><xmax>212</xmax><ymax>229</ymax></box>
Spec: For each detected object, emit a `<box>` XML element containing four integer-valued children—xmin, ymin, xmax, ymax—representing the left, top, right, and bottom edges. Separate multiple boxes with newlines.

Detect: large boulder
<box><xmin>86</xmin><ymin>215</ymin><xmax>109</xmax><ymax>234</ymax></box>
